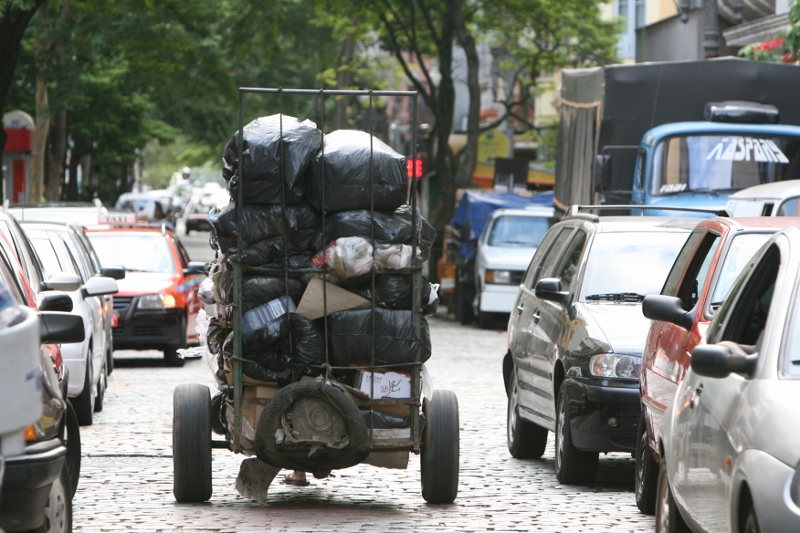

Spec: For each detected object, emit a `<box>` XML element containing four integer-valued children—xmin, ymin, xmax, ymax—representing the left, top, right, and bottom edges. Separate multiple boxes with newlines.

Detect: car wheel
<box><xmin>94</xmin><ymin>361</ymin><xmax>106</xmax><ymax>413</ymax></box>
<box><xmin>420</xmin><ymin>389</ymin><xmax>460</xmax><ymax>504</ymax></box>
<box><xmin>164</xmin><ymin>346</ymin><xmax>185</xmax><ymax>367</ymax></box>
<box><xmin>507</xmin><ymin>370</ymin><xmax>547</xmax><ymax>459</ymax></box>
<box><xmin>478</xmin><ymin>311</ymin><xmax>495</xmax><ymax>330</ymax></box>
<box><xmin>635</xmin><ymin>413</ymin><xmax>659</xmax><ymax>515</ymax></box>
<box><xmin>106</xmin><ymin>344</ymin><xmax>114</xmax><ymax>376</ymax></box>
<box><xmin>64</xmin><ymin>400</ymin><xmax>81</xmax><ymax>500</ymax></box>
<box><xmin>655</xmin><ymin>455</ymin><xmax>690</xmax><ymax>533</ymax></box>
<box><xmin>742</xmin><ymin>503</ymin><xmax>762</xmax><ymax>533</ymax></box>
<box><xmin>173</xmin><ymin>383</ymin><xmax>212</xmax><ymax>502</ymax></box>
<box><xmin>41</xmin><ymin>466</ymin><xmax>72</xmax><ymax>533</ymax></box>
<box><xmin>72</xmin><ymin>360</ymin><xmax>94</xmax><ymax>426</ymax></box>
<box><xmin>554</xmin><ymin>381</ymin><xmax>598</xmax><ymax>485</ymax></box>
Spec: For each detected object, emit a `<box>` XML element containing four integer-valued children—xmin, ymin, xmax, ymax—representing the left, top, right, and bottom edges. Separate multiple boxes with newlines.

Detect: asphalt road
<box><xmin>72</xmin><ymin>228</ymin><xmax>655</xmax><ymax>532</ymax></box>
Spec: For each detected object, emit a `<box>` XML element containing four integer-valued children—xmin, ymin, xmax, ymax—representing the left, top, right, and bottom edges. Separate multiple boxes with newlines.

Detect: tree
<box><xmin>739</xmin><ymin>0</ymin><xmax>800</xmax><ymax>63</ymax></box>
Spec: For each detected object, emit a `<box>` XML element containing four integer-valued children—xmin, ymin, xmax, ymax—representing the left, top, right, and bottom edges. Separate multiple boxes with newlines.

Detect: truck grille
<box><xmin>113</xmin><ymin>296</ymin><xmax>134</xmax><ymax>310</ymax></box>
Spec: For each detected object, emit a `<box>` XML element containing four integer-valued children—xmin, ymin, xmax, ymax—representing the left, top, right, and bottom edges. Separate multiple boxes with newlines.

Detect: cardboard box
<box><xmin>356</xmin><ymin>370</ymin><xmax>412</xmax><ymax>399</ymax></box>
<box><xmin>296</xmin><ymin>277</ymin><xmax>372</xmax><ymax>320</ymax></box>
<box><xmin>241</xmin><ymin>383</ymin><xmax>281</xmax><ymax>429</ymax></box>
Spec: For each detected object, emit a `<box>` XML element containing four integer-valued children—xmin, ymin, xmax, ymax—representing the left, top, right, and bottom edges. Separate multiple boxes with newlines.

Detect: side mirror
<box><xmin>535</xmin><ymin>278</ymin><xmax>570</xmax><ymax>306</ymax></box>
<box><xmin>691</xmin><ymin>344</ymin><xmax>757</xmax><ymax>378</ymax></box>
<box><xmin>100</xmin><ymin>266</ymin><xmax>126</xmax><ymax>280</ymax></box>
<box><xmin>38</xmin><ymin>291</ymin><xmax>73</xmax><ymax>312</ymax></box>
<box><xmin>42</xmin><ymin>272</ymin><xmax>82</xmax><ymax>292</ymax></box>
<box><xmin>39</xmin><ymin>312</ymin><xmax>85</xmax><ymax>344</ymax></box>
<box><xmin>183</xmin><ymin>261</ymin><xmax>206</xmax><ymax>277</ymax></box>
<box><xmin>82</xmin><ymin>276</ymin><xmax>118</xmax><ymax>297</ymax></box>
<box><xmin>642</xmin><ymin>295</ymin><xmax>694</xmax><ymax>331</ymax></box>
<box><xmin>593</xmin><ymin>154</ymin><xmax>611</xmax><ymax>193</ymax></box>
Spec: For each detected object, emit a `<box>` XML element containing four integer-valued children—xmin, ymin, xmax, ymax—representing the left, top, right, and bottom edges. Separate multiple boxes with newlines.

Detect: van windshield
<box><xmin>651</xmin><ymin>134</ymin><xmax>800</xmax><ymax>196</ymax></box>
<box><xmin>487</xmin><ymin>215</ymin><xmax>551</xmax><ymax>247</ymax></box>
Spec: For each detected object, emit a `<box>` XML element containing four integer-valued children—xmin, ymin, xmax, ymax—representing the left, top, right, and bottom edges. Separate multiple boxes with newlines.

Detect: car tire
<box><xmin>94</xmin><ymin>361</ymin><xmax>106</xmax><ymax>413</ymax></box>
<box><xmin>41</xmin><ymin>465</ymin><xmax>72</xmax><ymax>533</ymax></box>
<box><xmin>742</xmin><ymin>503</ymin><xmax>762</xmax><ymax>533</ymax></box>
<box><xmin>554</xmin><ymin>381</ymin><xmax>598</xmax><ymax>485</ymax></box>
<box><xmin>72</xmin><ymin>360</ymin><xmax>94</xmax><ymax>426</ymax></box>
<box><xmin>64</xmin><ymin>400</ymin><xmax>81</xmax><ymax>500</ymax></box>
<box><xmin>507</xmin><ymin>370</ymin><xmax>547</xmax><ymax>459</ymax></box>
<box><xmin>106</xmin><ymin>344</ymin><xmax>114</xmax><ymax>376</ymax></box>
<box><xmin>478</xmin><ymin>311</ymin><xmax>494</xmax><ymax>330</ymax></box>
<box><xmin>173</xmin><ymin>383</ymin><xmax>212</xmax><ymax>502</ymax></box>
<box><xmin>421</xmin><ymin>389</ymin><xmax>460</xmax><ymax>504</ymax></box>
<box><xmin>164</xmin><ymin>346</ymin><xmax>185</xmax><ymax>367</ymax></box>
<box><xmin>635</xmin><ymin>413</ymin><xmax>659</xmax><ymax>515</ymax></box>
<box><xmin>655</xmin><ymin>455</ymin><xmax>690</xmax><ymax>533</ymax></box>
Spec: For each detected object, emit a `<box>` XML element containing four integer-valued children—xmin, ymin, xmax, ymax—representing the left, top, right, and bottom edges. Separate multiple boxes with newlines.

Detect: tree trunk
<box><xmin>333</xmin><ymin>34</ymin><xmax>356</xmax><ymax>130</ymax></box>
<box><xmin>30</xmin><ymin>78</ymin><xmax>50</xmax><ymax>203</ymax></box>
<box><xmin>45</xmin><ymin>108</ymin><xmax>68</xmax><ymax>201</ymax></box>
<box><xmin>452</xmin><ymin>2</ymin><xmax>480</xmax><ymax>192</ymax></box>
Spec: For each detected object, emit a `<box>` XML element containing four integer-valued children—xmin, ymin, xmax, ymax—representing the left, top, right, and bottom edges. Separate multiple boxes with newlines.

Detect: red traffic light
<box><xmin>407</xmin><ymin>158</ymin><xmax>424</xmax><ymax>178</ymax></box>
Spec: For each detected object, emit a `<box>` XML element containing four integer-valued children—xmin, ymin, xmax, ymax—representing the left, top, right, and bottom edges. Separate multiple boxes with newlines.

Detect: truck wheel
<box><xmin>635</xmin><ymin>413</ymin><xmax>658</xmax><ymax>515</ymax></box>
<box><xmin>507</xmin><ymin>371</ymin><xmax>547</xmax><ymax>459</ymax></box>
<box><xmin>64</xmin><ymin>400</ymin><xmax>81</xmax><ymax>500</ymax></box>
<box><xmin>554</xmin><ymin>381</ymin><xmax>598</xmax><ymax>485</ymax></box>
<box><xmin>164</xmin><ymin>346</ymin><xmax>185</xmax><ymax>367</ymax></box>
<box><xmin>173</xmin><ymin>383</ymin><xmax>212</xmax><ymax>502</ymax></box>
<box><xmin>421</xmin><ymin>389</ymin><xmax>459</xmax><ymax>504</ymax></box>
<box><xmin>73</xmin><ymin>360</ymin><xmax>94</xmax><ymax>426</ymax></box>
<box><xmin>42</xmin><ymin>466</ymin><xmax>72</xmax><ymax>533</ymax></box>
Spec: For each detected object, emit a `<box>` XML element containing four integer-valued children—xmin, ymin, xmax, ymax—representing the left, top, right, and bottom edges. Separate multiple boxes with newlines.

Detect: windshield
<box><xmin>580</xmin><ymin>232</ymin><xmax>688</xmax><ymax>301</ymax></box>
<box><xmin>88</xmin><ymin>232</ymin><xmax>176</xmax><ymax>274</ymax></box>
<box><xmin>709</xmin><ymin>233</ymin><xmax>773</xmax><ymax>307</ymax></box>
<box><xmin>651</xmin><ymin>134</ymin><xmax>800</xmax><ymax>196</ymax></box>
<box><xmin>487</xmin><ymin>215</ymin><xmax>551</xmax><ymax>247</ymax></box>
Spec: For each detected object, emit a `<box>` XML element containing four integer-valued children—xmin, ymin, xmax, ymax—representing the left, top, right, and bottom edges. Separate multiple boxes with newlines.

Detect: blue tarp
<box><xmin>449</xmin><ymin>190</ymin><xmax>554</xmax><ymax>262</ymax></box>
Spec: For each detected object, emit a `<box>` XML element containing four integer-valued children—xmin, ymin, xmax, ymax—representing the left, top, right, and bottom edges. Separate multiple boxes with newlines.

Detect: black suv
<box><xmin>502</xmin><ymin>208</ymin><xmax>701</xmax><ymax>485</ymax></box>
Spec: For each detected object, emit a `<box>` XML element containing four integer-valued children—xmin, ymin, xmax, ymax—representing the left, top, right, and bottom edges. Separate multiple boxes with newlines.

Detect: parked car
<box><xmin>85</xmin><ymin>225</ymin><xmax>205</xmax><ymax>366</ymax></box>
<box><xmin>473</xmin><ymin>206</ymin><xmax>554</xmax><ymax>329</ymax></box>
<box><xmin>725</xmin><ymin>180</ymin><xmax>800</xmax><ymax>217</ymax></box>
<box><xmin>634</xmin><ymin>216</ymin><xmax>800</xmax><ymax>514</ymax></box>
<box><xmin>182</xmin><ymin>202</ymin><xmax>213</xmax><ymax>235</ymax></box>
<box><xmin>8</xmin><ymin>200</ymin><xmax>109</xmax><ymax>227</ymax></box>
<box><xmin>0</xmin><ymin>231</ymin><xmax>85</xmax><ymax>533</ymax></box>
<box><xmin>21</xmin><ymin>222</ymin><xmax>120</xmax><ymax>426</ymax></box>
<box><xmin>657</xmin><ymin>225</ymin><xmax>800</xmax><ymax>533</ymax></box>
<box><xmin>502</xmin><ymin>206</ymin><xmax>701</xmax><ymax>485</ymax></box>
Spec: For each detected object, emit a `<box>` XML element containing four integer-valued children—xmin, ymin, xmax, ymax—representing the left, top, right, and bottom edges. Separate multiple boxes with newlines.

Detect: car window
<box><xmin>710</xmin><ymin>242</ymin><xmax>780</xmax><ymax>348</ymax></box>
<box><xmin>58</xmin><ymin>232</ymin><xmax>91</xmax><ymax>281</ymax></box>
<box><xmin>28</xmin><ymin>235</ymin><xmax>67</xmax><ymax>278</ymax></box>
<box><xmin>89</xmin><ymin>232</ymin><xmax>176</xmax><ymax>274</ymax></box>
<box><xmin>661</xmin><ymin>231</ymin><xmax>704</xmax><ymax>297</ymax></box>
<box><xmin>487</xmin><ymin>215</ymin><xmax>551</xmax><ymax>247</ymax></box>
<box><xmin>782</xmin><ymin>279</ymin><xmax>800</xmax><ymax>376</ymax></box>
<box><xmin>579</xmin><ymin>232</ymin><xmax>689</xmax><ymax>301</ymax></box>
<box><xmin>521</xmin><ymin>227</ymin><xmax>559</xmax><ymax>288</ymax></box>
<box><xmin>777</xmin><ymin>197</ymin><xmax>800</xmax><ymax>216</ymax></box>
<box><xmin>674</xmin><ymin>232</ymin><xmax>720</xmax><ymax>311</ymax></box>
<box><xmin>0</xmin><ymin>245</ymin><xmax>26</xmax><ymax>307</ymax></box>
<box><xmin>527</xmin><ymin>227</ymin><xmax>574</xmax><ymax>288</ymax></box>
<box><xmin>554</xmin><ymin>230</ymin><xmax>587</xmax><ymax>293</ymax></box>
<box><xmin>175</xmin><ymin>239</ymin><xmax>190</xmax><ymax>269</ymax></box>
<box><xmin>74</xmin><ymin>230</ymin><xmax>101</xmax><ymax>275</ymax></box>
<box><xmin>708</xmin><ymin>233</ymin><xmax>774</xmax><ymax>311</ymax></box>
<box><xmin>0</xmin><ymin>219</ymin><xmax>46</xmax><ymax>291</ymax></box>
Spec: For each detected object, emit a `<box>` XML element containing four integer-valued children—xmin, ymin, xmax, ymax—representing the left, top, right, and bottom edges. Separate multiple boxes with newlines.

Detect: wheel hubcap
<box><xmin>43</xmin><ymin>476</ymin><xmax>67</xmax><ymax>533</ymax></box>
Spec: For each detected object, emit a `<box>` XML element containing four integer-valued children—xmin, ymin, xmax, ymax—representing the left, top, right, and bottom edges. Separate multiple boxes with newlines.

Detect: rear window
<box><xmin>487</xmin><ymin>215</ymin><xmax>551</xmax><ymax>247</ymax></box>
<box><xmin>88</xmin><ymin>232</ymin><xmax>176</xmax><ymax>274</ymax></box>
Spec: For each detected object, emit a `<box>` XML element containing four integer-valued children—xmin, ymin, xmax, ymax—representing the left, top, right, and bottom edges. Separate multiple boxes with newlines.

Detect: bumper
<box><xmin>479</xmin><ymin>284</ymin><xmax>519</xmax><ymax>313</ymax></box>
<box><xmin>0</xmin><ymin>439</ymin><xmax>66</xmax><ymax>532</ymax></box>
<box><xmin>564</xmin><ymin>377</ymin><xmax>641</xmax><ymax>453</ymax></box>
<box><xmin>113</xmin><ymin>306</ymin><xmax>184</xmax><ymax>350</ymax></box>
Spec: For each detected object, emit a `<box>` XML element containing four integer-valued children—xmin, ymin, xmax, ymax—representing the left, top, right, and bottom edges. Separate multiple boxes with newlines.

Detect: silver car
<box><xmin>657</xmin><ymin>225</ymin><xmax>800</xmax><ymax>532</ymax></box>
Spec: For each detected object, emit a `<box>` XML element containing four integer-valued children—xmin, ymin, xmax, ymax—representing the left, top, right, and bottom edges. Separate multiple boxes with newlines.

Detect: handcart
<box><xmin>171</xmin><ymin>88</ymin><xmax>459</xmax><ymax>505</ymax></box>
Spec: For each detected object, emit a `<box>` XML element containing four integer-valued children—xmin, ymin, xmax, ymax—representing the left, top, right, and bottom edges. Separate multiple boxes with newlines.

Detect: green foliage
<box><xmin>739</xmin><ymin>0</ymin><xmax>800</xmax><ymax>64</ymax></box>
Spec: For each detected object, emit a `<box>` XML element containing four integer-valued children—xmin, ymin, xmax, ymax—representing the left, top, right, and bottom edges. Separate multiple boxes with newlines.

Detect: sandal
<box><xmin>281</xmin><ymin>474</ymin><xmax>310</xmax><ymax>487</ymax></box>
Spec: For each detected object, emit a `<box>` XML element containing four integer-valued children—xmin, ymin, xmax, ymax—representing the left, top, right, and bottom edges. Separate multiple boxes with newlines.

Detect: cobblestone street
<box><xmin>74</xmin><ymin>309</ymin><xmax>655</xmax><ymax>532</ymax></box>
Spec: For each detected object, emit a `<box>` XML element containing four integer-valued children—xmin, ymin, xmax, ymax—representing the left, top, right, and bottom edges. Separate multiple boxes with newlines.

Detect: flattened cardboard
<box><xmin>296</xmin><ymin>277</ymin><xmax>371</xmax><ymax>320</ymax></box>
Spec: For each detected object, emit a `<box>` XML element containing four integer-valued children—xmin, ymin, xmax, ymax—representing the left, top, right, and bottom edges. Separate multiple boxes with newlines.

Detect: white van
<box><xmin>726</xmin><ymin>180</ymin><xmax>800</xmax><ymax>216</ymax></box>
<box><xmin>473</xmin><ymin>206</ymin><xmax>554</xmax><ymax>328</ymax></box>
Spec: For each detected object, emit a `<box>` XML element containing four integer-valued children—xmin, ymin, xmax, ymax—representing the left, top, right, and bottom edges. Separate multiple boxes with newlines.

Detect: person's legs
<box><xmin>282</xmin><ymin>470</ymin><xmax>309</xmax><ymax>486</ymax></box>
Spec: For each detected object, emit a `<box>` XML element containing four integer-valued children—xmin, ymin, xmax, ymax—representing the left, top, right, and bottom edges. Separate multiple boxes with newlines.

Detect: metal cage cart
<box><xmin>171</xmin><ymin>88</ymin><xmax>460</xmax><ymax>505</ymax></box>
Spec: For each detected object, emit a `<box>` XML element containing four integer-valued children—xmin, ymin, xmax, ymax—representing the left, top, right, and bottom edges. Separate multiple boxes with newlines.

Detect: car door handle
<box><xmin>532</xmin><ymin>311</ymin><xmax>540</xmax><ymax>323</ymax></box>
<box><xmin>690</xmin><ymin>384</ymin><xmax>704</xmax><ymax>409</ymax></box>
<box><xmin>516</xmin><ymin>304</ymin><xmax>524</xmax><ymax>313</ymax></box>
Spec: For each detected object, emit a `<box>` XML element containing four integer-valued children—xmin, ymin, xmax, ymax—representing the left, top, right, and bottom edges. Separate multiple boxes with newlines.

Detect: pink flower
<box><xmin>755</xmin><ymin>38</ymin><xmax>785</xmax><ymax>52</ymax></box>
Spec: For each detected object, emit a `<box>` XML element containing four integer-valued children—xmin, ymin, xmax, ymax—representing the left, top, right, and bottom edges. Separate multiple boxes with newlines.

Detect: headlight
<box><xmin>590</xmin><ymin>354</ymin><xmax>641</xmax><ymax>379</ymax></box>
<box><xmin>137</xmin><ymin>293</ymin><xmax>177</xmax><ymax>309</ymax></box>
<box><xmin>486</xmin><ymin>270</ymin><xmax>513</xmax><ymax>284</ymax></box>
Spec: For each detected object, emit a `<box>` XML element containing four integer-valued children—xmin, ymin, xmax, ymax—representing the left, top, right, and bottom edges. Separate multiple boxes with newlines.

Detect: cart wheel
<box><xmin>421</xmin><ymin>389</ymin><xmax>459</xmax><ymax>504</ymax></box>
<box><xmin>173</xmin><ymin>383</ymin><xmax>212</xmax><ymax>502</ymax></box>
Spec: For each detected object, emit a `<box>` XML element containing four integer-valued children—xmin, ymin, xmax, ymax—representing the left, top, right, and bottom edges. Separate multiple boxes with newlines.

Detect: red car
<box><xmin>635</xmin><ymin>216</ymin><xmax>800</xmax><ymax>514</ymax></box>
<box><xmin>85</xmin><ymin>225</ymin><xmax>205</xmax><ymax>367</ymax></box>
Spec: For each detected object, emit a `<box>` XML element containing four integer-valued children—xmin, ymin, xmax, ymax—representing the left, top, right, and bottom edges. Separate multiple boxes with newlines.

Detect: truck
<box><xmin>444</xmin><ymin>189</ymin><xmax>554</xmax><ymax>327</ymax></box>
<box><xmin>554</xmin><ymin>57</ymin><xmax>800</xmax><ymax>214</ymax></box>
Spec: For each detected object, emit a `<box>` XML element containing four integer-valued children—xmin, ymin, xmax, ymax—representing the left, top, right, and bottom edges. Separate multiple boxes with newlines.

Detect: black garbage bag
<box><xmin>222</xmin><ymin>114</ymin><xmax>322</xmax><ymax>205</ymax></box>
<box><xmin>327</xmin><ymin>308</ymin><xmax>431</xmax><ymax>368</ymax></box>
<box><xmin>315</xmin><ymin>205</ymin><xmax>436</xmax><ymax>260</ymax></box>
<box><xmin>339</xmin><ymin>274</ymin><xmax>432</xmax><ymax>310</ymax></box>
<box><xmin>211</xmin><ymin>201</ymin><xmax>320</xmax><ymax>266</ymax></box>
<box><xmin>243</xmin><ymin>312</ymin><xmax>325</xmax><ymax>368</ymax></box>
<box><xmin>306</xmin><ymin>130</ymin><xmax>408</xmax><ymax>213</ymax></box>
<box><xmin>360</xmin><ymin>409</ymin><xmax>414</xmax><ymax>429</ymax></box>
<box><xmin>218</xmin><ymin>270</ymin><xmax>306</xmax><ymax>312</ymax></box>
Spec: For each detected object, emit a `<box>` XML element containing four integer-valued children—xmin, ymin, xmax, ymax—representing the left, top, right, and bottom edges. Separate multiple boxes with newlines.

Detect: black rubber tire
<box><xmin>64</xmin><ymin>400</ymin><xmax>81</xmax><ymax>501</ymax></box>
<box><xmin>173</xmin><ymin>383</ymin><xmax>212</xmax><ymax>502</ymax></box>
<box><xmin>742</xmin><ymin>503</ymin><xmax>762</xmax><ymax>533</ymax></box>
<box><xmin>635</xmin><ymin>413</ymin><xmax>659</xmax><ymax>515</ymax></box>
<box><xmin>421</xmin><ymin>389</ymin><xmax>460</xmax><ymax>504</ymax></box>
<box><xmin>164</xmin><ymin>346</ymin><xmax>185</xmax><ymax>367</ymax></box>
<box><xmin>477</xmin><ymin>311</ymin><xmax>494</xmax><ymax>330</ymax></box>
<box><xmin>456</xmin><ymin>279</ymin><xmax>474</xmax><ymax>326</ymax></box>
<box><xmin>72</xmin><ymin>360</ymin><xmax>94</xmax><ymax>426</ymax></box>
<box><xmin>41</xmin><ymin>466</ymin><xmax>72</xmax><ymax>533</ymax></box>
<box><xmin>93</xmin><ymin>362</ymin><xmax>106</xmax><ymax>413</ymax></box>
<box><xmin>106</xmin><ymin>345</ymin><xmax>114</xmax><ymax>376</ymax></box>
<box><xmin>655</xmin><ymin>455</ymin><xmax>691</xmax><ymax>533</ymax></box>
<box><xmin>507</xmin><ymin>371</ymin><xmax>548</xmax><ymax>459</ymax></box>
<box><xmin>554</xmin><ymin>381</ymin><xmax>598</xmax><ymax>485</ymax></box>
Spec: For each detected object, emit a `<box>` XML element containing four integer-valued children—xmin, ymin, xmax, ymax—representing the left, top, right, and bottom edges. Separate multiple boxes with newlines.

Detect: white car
<box><xmin>22</xmin><ymin>222</ymin><xmax>119</xmax><ymax>426</ymax></box>
<box><xmin>657</xmin><ymin>225</ymin><xmax>800</xmax><ymax>532</ymax></box>
<box><xmin>725</xmin><ymin>180</ymin><xmax>800</xmax><ymax>217</ymax></box>
<box><xmin>473</xmin><ymin>206</ymin><xmax>553</xmax><ymax>328</ymax></box>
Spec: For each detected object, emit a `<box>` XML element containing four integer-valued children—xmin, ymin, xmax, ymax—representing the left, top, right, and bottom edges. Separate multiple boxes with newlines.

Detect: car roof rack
<box><xmin>563</xmin><ymin>204</ymin><xmax>730</xmax><ymax>219</ymax></box>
